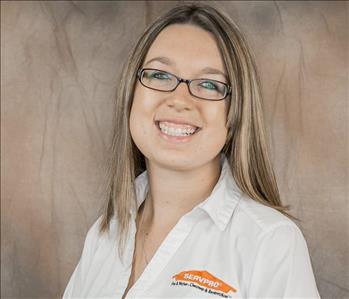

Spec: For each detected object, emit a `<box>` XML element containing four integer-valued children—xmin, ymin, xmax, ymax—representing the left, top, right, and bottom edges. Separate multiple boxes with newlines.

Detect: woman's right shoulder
<box><xmin>83</xmin><ymin>214</ymin><xmax>119</xmax><ymax>249</ymax></box>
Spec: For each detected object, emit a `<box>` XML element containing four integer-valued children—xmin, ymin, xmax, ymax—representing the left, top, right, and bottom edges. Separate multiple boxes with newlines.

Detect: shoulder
<box><xmin>87</xmin><ymin>214</ymin><xmax>121</xmax><ymax>238</ymax></box>
<box><xmin>234</xmin><ymin>193</ymin><xmax>305</xmax><ymax>244</ymax></box>
<box><xmin>237</xmin><ymin>196</ymin><xmax>321</xmax><ymax>297</ymax></box>
<box><xmin>237</xmin><ymin>193</ymin><xmax>298</xmax><ymax>230</ymax></box>
<box><xmin>83</xmin><ymin>215</ymin><xmax>118</xmax><ymax>250</ymax></box>
<box><xmin>234</xmin><ymin>195</ymin><xmax>316</xmax><ymax>278</ymax></box>
<box><xmin>76</xmin><ymin>214</ymin><xmax>122</xmax><ymax>267</ymax></box>
<box><xmin>82</xmin><ymin>215</ymin><xmax>104</xmax><ymax>252</ymax></box>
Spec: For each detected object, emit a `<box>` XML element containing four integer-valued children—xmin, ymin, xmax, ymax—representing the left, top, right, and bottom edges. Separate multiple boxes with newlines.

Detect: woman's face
<box><xmin>130</xmin><ymin>24</ymin><xmax>229</xmax><ymax>171</ymax></box>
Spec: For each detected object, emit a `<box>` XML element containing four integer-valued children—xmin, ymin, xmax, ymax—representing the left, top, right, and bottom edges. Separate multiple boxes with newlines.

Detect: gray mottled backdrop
<box><xmin>1</xmin><ymin>1</ymin><xmax>348</xmax><ymax>298</ymax></box>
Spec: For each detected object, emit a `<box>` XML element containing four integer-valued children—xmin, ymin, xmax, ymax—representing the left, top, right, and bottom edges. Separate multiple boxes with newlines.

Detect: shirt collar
<box><xmin>133</xmin><ymin>153</ymin><xmax>242</xmax><ymax>231</ymax></box>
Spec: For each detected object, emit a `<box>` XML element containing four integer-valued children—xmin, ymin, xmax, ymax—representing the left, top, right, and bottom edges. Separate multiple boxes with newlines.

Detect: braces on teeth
<box><xmin>159</xmin><ymin>123</ymin><xmax>196</xmax><ymax>136</ymax></box>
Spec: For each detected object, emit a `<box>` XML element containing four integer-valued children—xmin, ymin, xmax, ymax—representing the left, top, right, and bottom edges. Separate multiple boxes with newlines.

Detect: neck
<box><xmin>140</xmin><ymin>154</ymin><xmax>222</xmax><ymax>233</ymax></box>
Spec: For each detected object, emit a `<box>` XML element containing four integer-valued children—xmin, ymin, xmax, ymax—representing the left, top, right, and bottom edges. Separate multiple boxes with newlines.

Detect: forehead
<box><xmin>144</xmin><ymin>24</ymin><xmax>225</xmax><ymax>73</ymax></box>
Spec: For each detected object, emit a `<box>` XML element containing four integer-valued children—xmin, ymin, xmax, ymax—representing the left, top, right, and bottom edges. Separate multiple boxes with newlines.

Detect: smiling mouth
<box><xmin>154</xmin><ymin>121</ymin><xmax>201</xmax><ymax>137</ymax></box>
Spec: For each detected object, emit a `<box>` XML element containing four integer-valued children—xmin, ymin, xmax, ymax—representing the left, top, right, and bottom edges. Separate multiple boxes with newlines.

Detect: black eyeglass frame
<box><xmin>137</xmin><ymin>68</ymin><xmax>231</xmax><ymax>101</ymax></box>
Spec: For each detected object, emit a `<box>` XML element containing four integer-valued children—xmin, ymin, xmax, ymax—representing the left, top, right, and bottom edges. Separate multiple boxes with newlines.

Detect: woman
<box><xmin>63</xmin><ymin>3</ymin><xmax>320</xmax><ymax>298</ymax></box>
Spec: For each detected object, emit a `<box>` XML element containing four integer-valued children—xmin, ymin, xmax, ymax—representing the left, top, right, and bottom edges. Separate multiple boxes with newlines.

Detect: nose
<box><xmin>165</xmin><ymin>81</ymin><xmax>194</xmax><ymax>111</ymax></box>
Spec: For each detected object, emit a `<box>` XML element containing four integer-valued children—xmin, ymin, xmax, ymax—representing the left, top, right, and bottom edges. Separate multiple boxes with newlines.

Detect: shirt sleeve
<box><xmin>247</xmin><ymin>224</ymin><xmax>321</xmax><ymax>298</ymax></box>
<box><xmin>63</xmin><ymin>216</ymin><xmax>102</xmax><ymax>298</ymax></box>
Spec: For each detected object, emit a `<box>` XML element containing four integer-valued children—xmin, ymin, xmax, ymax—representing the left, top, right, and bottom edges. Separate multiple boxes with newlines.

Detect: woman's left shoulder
<box><xmin>237</xmin><ymin>195</ymin><xmax>321</xmax><ymax>298</ymax></box>
<box><xmin>235</xmin><ymin>193</ymin><xmax>302</xmax><ymax>238</ymax></box>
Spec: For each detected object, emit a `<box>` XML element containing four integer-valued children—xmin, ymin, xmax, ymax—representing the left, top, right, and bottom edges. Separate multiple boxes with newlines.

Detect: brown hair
<box><xmin>98</xmin><ymin>3</ymin><xmax>294</xmax><ymax>261</ymax></box>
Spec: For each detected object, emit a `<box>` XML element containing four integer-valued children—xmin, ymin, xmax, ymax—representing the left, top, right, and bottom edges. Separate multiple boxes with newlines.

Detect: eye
<box><xmin>199</xmin><ymin>80</ymin><xmax>218</xmax><ymax>90</ymax></box>
<box><xmin>149</xmin><ymin>70</ymin><xmax>171</xmax><ymax>80</ymax></box>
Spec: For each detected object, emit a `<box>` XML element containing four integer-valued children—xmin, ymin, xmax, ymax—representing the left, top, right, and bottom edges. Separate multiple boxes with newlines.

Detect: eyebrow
<box><xmin>144</xmin><ymin>56</ymin><xmax>228</xmax><ymax>80</ymax></box>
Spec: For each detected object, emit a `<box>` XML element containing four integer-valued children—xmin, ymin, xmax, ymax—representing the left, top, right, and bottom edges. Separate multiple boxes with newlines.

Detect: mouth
<box><xmin>154</xmin><ymin>120</ymin><xmax>202</xmax><ymax>143</ymax></box>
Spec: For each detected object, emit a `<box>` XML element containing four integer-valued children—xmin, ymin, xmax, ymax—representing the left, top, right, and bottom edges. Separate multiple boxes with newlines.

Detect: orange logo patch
<box><xmin>171</xmin><ymin>270</ymin><xmax>236</xmax><ymax>298</ymax></box>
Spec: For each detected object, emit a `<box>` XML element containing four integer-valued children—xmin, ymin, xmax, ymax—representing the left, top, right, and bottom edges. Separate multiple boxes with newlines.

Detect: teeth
<box><xmin>158</xmin><ymin>122</ymin><xmax>197</xmax><ymax>137</ymax></box>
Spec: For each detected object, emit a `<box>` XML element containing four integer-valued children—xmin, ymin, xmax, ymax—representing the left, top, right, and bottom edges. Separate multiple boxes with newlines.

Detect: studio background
<box><xmin>1</xmin><ymin>1</ymin><xmax>348</xmax><ymax>298</ymax></box>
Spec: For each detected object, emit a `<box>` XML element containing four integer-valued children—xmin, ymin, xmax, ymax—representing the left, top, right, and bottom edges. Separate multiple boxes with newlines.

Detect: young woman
<box><xmin>63</xmin><ymin>3</ymin><xmax>320</xmax><ymax>299</ymax></box>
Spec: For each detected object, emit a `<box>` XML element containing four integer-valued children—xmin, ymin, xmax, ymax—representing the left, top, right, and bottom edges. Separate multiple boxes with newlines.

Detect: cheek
<box><xmin>212</xmin><ymin>122</ymin><xmax>228</xmax><ymax>149</ymax></box>
<box><xmin>197</xmin><ymin>105</ymin><xmax>228</xmax><ymax>154</ymax></box>
<box><xmin>130</xmin><ymin>86</ymin><xmax>145</xmax><ymax>129</ymax></box>
<box><xmin>129</xmin><ymin>100</ymin><xmax>148</xmax><ymax>141</ymax></box>
<box><xmin>129</xmin><ymin>88</ymin><xmax>158</xmax><ymax>155</ymax></box>
<box><xmin>129</xmin><ymin>104</ymin><xmax>137</xmax><ymax>139</ymax></box>
<box><xmin>129</xmin><ymin>102</ymin><xmax>149</xmax><ymax>156</ymax></box>
<box><xmin>129</xmin><ymin>92</ymin><xmax>144</xmax><ymax>141</ymax></box>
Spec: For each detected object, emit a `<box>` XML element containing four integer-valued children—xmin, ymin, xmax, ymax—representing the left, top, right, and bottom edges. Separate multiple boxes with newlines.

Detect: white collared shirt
<box><xmin>63</xmin><ymin>153</ymin><xmax>320</xmax><ymax>299</ymax></box>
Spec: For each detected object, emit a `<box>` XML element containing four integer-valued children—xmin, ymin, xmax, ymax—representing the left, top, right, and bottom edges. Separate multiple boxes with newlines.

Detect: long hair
<box><xmin>98</xmin><ymin>3</ymin><xmax>294</xmax><ymax>261</ymax></box>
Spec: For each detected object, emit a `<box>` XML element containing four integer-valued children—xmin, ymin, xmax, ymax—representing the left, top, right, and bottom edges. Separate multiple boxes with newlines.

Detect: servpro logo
<box><xmin>171</xmin><ymin>270</ymin><xmax>236</xmax><ymax>298</ymax></box>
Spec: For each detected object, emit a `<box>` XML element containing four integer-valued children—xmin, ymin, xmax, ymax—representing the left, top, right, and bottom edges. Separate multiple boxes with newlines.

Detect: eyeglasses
<box><xmin>137</xmin><ymin>68</ymin><xmax>231</xmax><ymax>101</ymax></box>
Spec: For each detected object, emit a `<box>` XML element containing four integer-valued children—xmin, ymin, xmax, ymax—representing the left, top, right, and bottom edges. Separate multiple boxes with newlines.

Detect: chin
<box><xmin>149</xmin><ymin>152</ymin><xmax>194</xmax><ymax>170</ymax></box>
